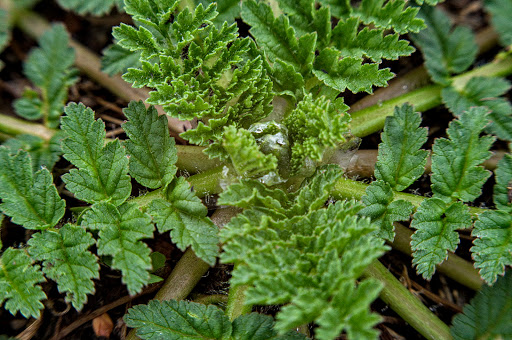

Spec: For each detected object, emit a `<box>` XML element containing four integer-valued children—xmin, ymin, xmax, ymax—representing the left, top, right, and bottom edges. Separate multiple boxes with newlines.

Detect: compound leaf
<box><xmin>3</xmin><ymin>133</ymin><xmax>62</xmax><ymax>172</ymax></box>
<box><xmin>82</xmin><ymin>202</ymin><xmax>154</xmax><ymax>295</ymax></box>
<box><xmin>410</xmin><ymin>198</ymin><xmax>471</xmax><ymax>279</ymax></box>
<box><xmin>28</xmin><ymin>224</ymin><xmax>99</xmax><ymax>310</ymax></box>
<box><xmin>13</xmin><ymin>24</ymin><xmax>77</xmax><ymax>128</ymax></box>
<box><xmin>359</xmin><ymin>181</ymin><xmax>414</xmax><ymax>241</ymax></box>
<box><xmin>61</xmin><ymin>103</ymin><xmax>131</xmax><ymax>206</ymax></box>
<box><xmin>451</xmin><ymin>272</ymin><xmax>512</xmax><ymax>340</ymax></box>
<box><xmin>0</xmin><ymin>147</ymin><xmax>65</xmax><ymax>230</ymax></box>
<box><xmin>0</xmin><ymin>248</ymin><xmax>46</xmax><ymax>318</ymax></box>
<box><xmin>484</xmin><ymin>0</ymin><xmax>512</xmax><ymax>47</ymax></box>
<box><xmin>123</xmin><ymin>101</ymin><xmax>178</xmax><ymax>189</ymax></box>
<box><xmin>374</xmin><ymin>104</ymin><xmax>428</xmax><ymax>191</ymax></box>
<box><xmin>101</xmin><ymin>43</ymin><xmax>141</xmax><ymax>76</ymax></box>
<box><xmin>56</xmin><ymin>0</ymin><xmax>124</xmax><ymax>15</ymax></box>
<box><xmin>472</xmin><ymin>210</ymin><xmax>512</xmax><ymax>284</ymax></box>
<box><xmin>431</xmin><ymin>107</ymin><xmax>494</xmax><ymax>203</ymax></box>
<box><xmin>442</xmin><ymin>77</ymin><xmax>512</xmax><ymax>141</ymax></box>
<box><xmin>356</xmin><ymin>0</ymin><xmax>424</xmax><ymax>34</ymax></box>
<box><xmin>149</xmin><ymin>177</ymin><xmax>219</xmax><ymax>266</ymax></box>
<box><xmin>410</xmin><ymin>6</ymin><xmax>477</xmax><ymax>85</ymax></box>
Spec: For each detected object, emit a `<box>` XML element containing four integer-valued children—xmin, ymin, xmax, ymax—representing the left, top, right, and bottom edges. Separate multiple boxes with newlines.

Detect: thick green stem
<box><xmin>363</xmin><ymin>261</ymin><xmax>452</xmax><ymax>340</ymax></box>
<box><xmin>0</xmin><ymin>114</ymin><xmax>55</xmax><ymax>141</ymax></box>
<box><xmin>226</xmin><ymin>284</ymin><xmax>251</xmax><ymax>321</ymax></box>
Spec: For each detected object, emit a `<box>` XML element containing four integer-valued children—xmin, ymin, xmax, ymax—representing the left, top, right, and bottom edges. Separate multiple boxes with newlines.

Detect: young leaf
<box><xmin>148</xmin><ymin>177</ymin><xmax>219</xmax><ymax>266</ymax></box>
<box><xmin>56</xmin><ymin>0</ymin><xmax>124</xmax><ymax>15</ymax></box>
<box><xmin>122</xmin><ymin>101</ymin><xmax>178</xmax><ymax>189</ymax></box>
<box><xmin>82</xmin><ymin>202</ymin><xmax>154</xmax><ymax>295</ymax></box>
<box><xmin>374</xmin><ymin>104</ymin><xmax>428</xmax><ymax>191</ymax></box>
<box><xmin>410</xmin><ymin>6</ymin><xmax>477</xmax><ymax>85</ymax></box>
<box><xmin>431</xmin><ymin>107</ymin><xmax>494</xmax><ymax>203</ymax></box>
<box><xmin>284</xmin><ymin>95</ymin><xmax>350</xmax><ymax>173</ymax></box>
<box><xmin>451</xmin><ymin>272</ymin><xmax>512</xmax><ymax>340</ymax></box>
<box><xmin>61</xmin><ymin>103</ymin><xmax>131</xmax><ymax>206</ymax></box>
<box><xmin>410</xmin><ymin>199</ymin><xmax>471</xmax><ymax>279</ymax></box>
<box><xmin>0</xmin><ymin>248</ymin><xmax>46</xmax><ymax>318</ymax></box>
<box><xmin>442</xmin><ymin>77</ymin><xmax>512</xmax><ymax>141</ymax></box>
<box><xmin>359</xmin><ymin>181</ymin><xmax>414</xmax><ymax>241</ymax></box>
<box><xmin>101</xmin><ymin>43</ymin><xmax>141</xmax><ymax>76</ymax></box>
<box><xmin>222</xmin><ymin>126</ymin><xmax>278</xmax><ymax>178</ymax></box>
<box><xmin>484</xmin><ymin>0</ymin><xmax>512</xmax><ymax>47</ymax></box>
<box><xmin>493</xmin><ymin>154</ymin><xmax>512</xmax><ymax>212</ymax></box>
<box><xmin>13</xmin><ymin>24</ymin><xmax>78</xmax><ymax>128</ymax></box>
<box><xmin>356</xmin><ymin>0</ymin><xmax>424</xmax><ymax>34</ymax></box>
<box><xmin>3</xmin><ymin>133</ymin><xmax>62</xmax><ymax>172</ymax></box>
<box><xmin>198</xmin><ymin>0</ymin><xmax>241</xmax><ymax>27</ymax></box>
<box><xmin>28</xmin><ymin>224</ymin><xmax>99</xmax><ymax>310</ymax></box>
<box><xmin>0</xmin><ymin>147</ymin><xmax>65</xmax><ymax>230</ymax></box>
<box><xmin>472</xmin><ymin>210</ymin><xmax>512</xmax><ymax>284</ymax></box>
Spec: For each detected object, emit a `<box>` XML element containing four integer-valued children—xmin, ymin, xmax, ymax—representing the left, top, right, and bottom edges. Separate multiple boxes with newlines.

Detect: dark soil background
<box><xmin>0</xmin><ymin>0</ymin><xmax>507</xmax><ymax>339</ymax></box>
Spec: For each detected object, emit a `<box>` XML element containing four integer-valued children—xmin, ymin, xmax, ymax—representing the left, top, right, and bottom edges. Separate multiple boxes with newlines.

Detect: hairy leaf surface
<box><xmin>13</xmin><ymin>24</ymin><xmax>77</xmax><ymax>128</ymax></box>
<box><xmin>123</xmin><ymin>101</ymin><xmax>178</xmax><ymax>188</ymax></box>
<box><xmin>0</xmin><ymin>248</ymin><xmax>46</xmax><ymax>318</ymax></box>
<box><xmin>101</xmin><ymin>43</ymin><xmax>141</xmax><ymax>76</ymax></box>
<box><xmin>149</xmin><ymin>177</ymin><xmax>219</xmax><ymax>266</ymax></box>
<box><xmin>3</xmin><ymin>133</ymin><xmax>62</xmax><ymax>172</ymax></box>
<box><xmin>472</xmin><ymin>210</ymin><xmax>512</xmax><ymax>284</ymax></box>
<box><xmin>374</xmin><ymin>104</ymin><xmax>428</xmax><ymax>191</ymax></box>
<box><xmin>0</xmin><ymin>147</ymin><xmax>65</xmax><ymax>230</ymax></box>
<box><xmin>430</xmin><ymin>107</ymin><xmax>494</xmax><ymax>203</ymax></box>
<box><xmin>410</xmin><ymin>199</ymin><xmax>471</xmax><ymax>279</ymax></box>
<box><xmin>61</xmin><ymin>103</ymin><xmax>131</xmax><ymax>206</ymax></box>
<box><xmin>451</xmin><ymin>272</ymin><xmax>512</xmax><ymax>340</ymax></box>
<box><xmin>28</xmin><ymin>224</ymin><xmax>99</xmax><ymax>310</ymax></box>
<box><xmin>411</xmin><ymin>6</ymin><xmax>477</xmax><ymax>85</ymax></box>
<box><xmin>494</xmin><ymin>154</ymin><xmax>512</xmax><ymax>212</ymax></box>
<box><xmin>82</xmin><ymin>202</ymin><xmax>154</xmax><ymax>295</ymax></box>
<box><xmin>442</xmin><ymin>77</ymin><xmax>512</xmax><ymax>141</ymax></box>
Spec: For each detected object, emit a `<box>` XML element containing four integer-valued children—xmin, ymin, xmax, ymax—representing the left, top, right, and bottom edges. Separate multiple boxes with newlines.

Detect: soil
<box><xmin>0</xmin><ymin>0</ymin><xmax>507</xmax><ymax>339</ymax></box>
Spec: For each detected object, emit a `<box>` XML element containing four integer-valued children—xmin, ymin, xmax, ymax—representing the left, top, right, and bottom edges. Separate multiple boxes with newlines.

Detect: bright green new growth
<box><xmin>442</xmin><ymin>76</ymin><xmax>512</xmax><ymax>141</ymax></box>
<box><xmin>61</xmin><ymin>102</ymin><xmax>131</xmax><ymax>206</ymax></box>
<box><xmin>411</xmin><ymin>6</ymin><xmax>478</xmax><ymax>86</ymax></box>
<box><xmin>0</xmin><ymin>147</ymin><xmax>65</xmax><ymax>230</ymax></box>
<box><xmin>359</xmin><ymin>104</ymin><xmax>427</xmax><ymax>240</ymax></box>
<box><xmin>484</xmin><ymin>0</ymin><xmax>512</xmax><ymax>47</ymax></box>
<box><xmin>56</xmin><ymin>0</ymin><xmax>124</xmax><ymax>15</ymax></box>
<box><xmin>411</xmin><ymin>107</ymin><xmax>494</xmax><ymax>279</ymax></box>
<box><xmin>125</xmin><ymin>299</ymin><xmax>307</xmax><ymax>340</ymax></box>
<box><xmin>219</xmin><ymin>166</ymin><xmax>387</xmax><ymax>340</ymax></box>
<box><xmin>122</xmin><ymin>101</ymin><xmax>178</xmax><ymax>189</ymax></box>
<box><xmin>451</xmin><ymin>272</ymin><xmax>512</xmax><ymax>339</ymax></box>
<box><xmin>13</xmin><ymin>24</ymin><xmax>78</xmax><ymax>129</ymax></box>
<box><xmin>0</xmin><ymin>248</ymin><xmax>46</xmax><ymax>319</ymax></box>
<box><xmin>149</xmin><ymin>177</ymin><xmax>219</xmax><ymax>266</ymax></box>
<box><xmin>28</xmin><ymin>224</ymin><xmax>99</xmax><ymax>310</ymax></box>
<box><xmin>82</xmin><ymin>202</ymin><xmax>154</xmax><ymax>295</ymax></box>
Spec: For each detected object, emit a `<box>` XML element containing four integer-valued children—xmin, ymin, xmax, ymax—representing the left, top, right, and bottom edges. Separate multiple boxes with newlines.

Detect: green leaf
<box><xmin>101</xmin><ymin>43</ymin><xmax>141</xmax><ymax>76</ymax></box>
<box><xmin>317</xmin><ymin>0</ymin><xmax>352</xmax><ymax>18</ymax></box>
<box><xmin>122</xmin><ymin>101</ymin><xmax>178</xmax><ymax>188</ymax></box>
<box><xmin>3</xmin><ymin>133</ymin><xmax>62</xmax><ymax>172</ymax></box>
<box><xmin>410</xmin><ymin>199</ymin><xmax>471</xmax><ymax>279</ymax></box>
<box><xmin>198</xmin><ymin>0</ymin><xmax>241</xmax><ymax>27</ymax></box>
<box><xmin>13</xmin><ymin>24</ymin><xmax>78</xmax><ymax>128</ymax></box>
<box><xmin>241</xmin><ymin>0</ymin><xmax>316</xmax><ymax>76</ymax></box>
<box><xmin>0</xmin><ymin>9</ymin><xmax>9</xmax><ymax>70</ymax></box>
<box><xmin>493</xmin><ymin>154</ymin><xmax>512</xmax><ymax>212</ymax></box>
<box><xmin>0</xmin><ymin>248</ymin><xmax>46</xmax><ymax>318</ymax></box>
<box><xmin>82</xmin><ymin>202</ymin><xmax>154</xmax><ymax>295</ymax></box>
<box><xmin>332</xmin><ymin>17</ymin><xmax>415</xmax><ymax>62</ymax></box>
<box><xmin>222</xmin><ymin>126</ymin><xmax>278</xmax><ymax>178</ymax></box>
<box><xmin>410</xmin><ymin>6</ymin><xmax>477</xmax><ymax>85</ymax></box>
<box><xmin>472</xmin><ymin>210</ymin><xmax>512</xmax><ymax>284</ymax></box>
<box><xmin>0</xmin><ymin>147</ymin><xmax>65</xmax><ymax>230</ymax></box>
<box><xmin>374</xmin><ymin>104</ymin><xmax>428</xmax><ymax>191</ymax></box>
<box><xmin>284</xmin><ymin>94</ymin><xmax>350</xmax><ymax>173</ymax></box>
<box><xmin>359</xmin><ymin>181</ymin><xmax>414</xmax><ymax>241</ymax></box>
<box><xmin>28</xmin><ymin>224</ymin><xmax>99</xmax><ymax>310</ymax></box>
<box><xmin>61</xmin><ymin>103</ymin><xmax>131</xmax><ymax>206</ymax></box>
<box><xmin>451</xmin><ymin>272</ymin><xmax>512</xmax><ymax>340</ymax></box>
<box><xmin>56</xmin><ymin>0</ymin><xmax>124</xmax><ymax>15</ymax></box>
<box><xmin>313</xmin><ymin>48</ymin><xmax>393</xmax><ymax>93</ymax></box>
<box><xmin>125</xmin><ymin>300</ymin><xmax>232</xmax><ymax>340</ymax></box>
<box><xmin>148</xmin><ymin>177</ymin><xmax>219</xmax><ymax>266</ymax></box>
<box><xmin>484</xmin><ymin>0</ymin><xmax>512</xmax><ymax>47</ymax></box>
<box><xmin>430</xmin><ymin>107</ymin><xmax>494</xmax><ymax>203</ymax></box>
<box><xmin>356</xmin><ymin>0</ymin><xmax>424</xmax><ymax>34</ymax></box>
<box><xmin>442</xmin><ymin>77</ymin><xmax>512</xmax><ymax>141</ymax></box>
